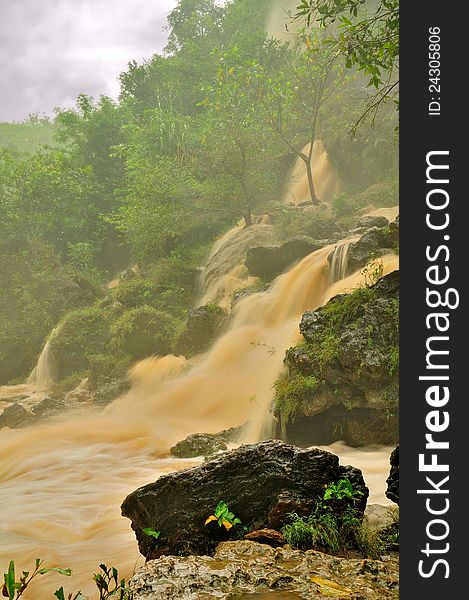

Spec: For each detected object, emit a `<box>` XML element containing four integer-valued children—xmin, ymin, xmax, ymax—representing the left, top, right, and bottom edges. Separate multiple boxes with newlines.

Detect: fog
<box><xmin>0</xmin><ymin>0</ymin><xmax>176</xmax><ymax>122</ymax></box>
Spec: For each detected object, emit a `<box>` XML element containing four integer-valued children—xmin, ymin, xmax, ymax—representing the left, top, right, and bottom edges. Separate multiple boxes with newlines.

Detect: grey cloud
<box><xmin>0</xmin><ymin>0</ymin><xmax>176</xmax><ymax>122</ymax></box>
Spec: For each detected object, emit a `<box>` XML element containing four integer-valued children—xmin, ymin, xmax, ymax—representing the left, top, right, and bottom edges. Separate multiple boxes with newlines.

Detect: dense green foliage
<box><xmin>281</xmin><ymin>478</ymin><xmax>382</xmax><ymax>557</ymax></box>
<box><xmin>0</xmin><ymin>117</ymin><xmax>58</xmax><ymax>154</ymax></box>
<box><xmin>0</xmin><ymin>0</ymin><xmax>398</xmax><ymax>384</ymax></box>
<box><xmin>294</xmin><ymin>0</ymin><xmax>399</xmax><ymax>129</ymax></box>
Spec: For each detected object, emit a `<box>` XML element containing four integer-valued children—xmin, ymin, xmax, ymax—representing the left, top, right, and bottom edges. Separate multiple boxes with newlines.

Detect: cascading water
<box><xmin>0</xmin><ymin>205</ymin><xmax>399</xmax><ymax>598</ymax></box>
<box><xmin>282</xmin><ymin>140</ymin><xmax>341</xmax><ymax>206</ymax></box>
<box><xmin>200</xmin><ymin>221</ymin><xmax>274</xmax><ymax>308</ymax></box>
<box><xmin>27</xmin><ymin>328</ymin><xmax>58</xmax><ymax>392</ymax></box>
<box><xmin>329</xmin><ymin>241</ymin><xmax>352</xmax><ymax>283</ymax></box>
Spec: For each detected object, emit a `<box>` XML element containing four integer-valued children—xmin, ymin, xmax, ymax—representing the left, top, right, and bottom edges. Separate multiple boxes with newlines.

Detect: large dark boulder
<box><xmin>276</xmin><ymin>271</ymin><xmax>399</xmax><ymax>447</ymax></box>
<box><xmin>245</xmin><ymin>246</ymin><xmax>282</xmax><ymax>279</ymax></box>
<box><xmin>385</xmin><ymin>446</ymin><xmax>399</xmax><ymax>504</ymax></box>
<box><xmin>121</xmin><ymin>440</ymin><xmax>368</xmax><ymax>559</ymax></box>
<box><xmin>175</xmin><ymin>305</ymin><xmax>227</xmax><ymax>357</ymax></box>
<box><xmin>246</xmin><ymin>237</ymin><xmax>319</xmax><ymax>280</ymax></box>
<box><xmin>279</xmin><ymin>236</ymin><xmax>317</xmax><ymax>266</ymax></box>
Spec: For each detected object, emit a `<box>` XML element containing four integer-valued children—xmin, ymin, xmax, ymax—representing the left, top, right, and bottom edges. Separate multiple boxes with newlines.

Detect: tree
<box><xmin>210</xmin><ymin>33</ymin><xmax>342</xmax><ymax>204</ymax></box>
<box><xmin>293</xmin><ymin>0</ymin><xmax>399</xmax><ymax>129</ymax></box>
<box><xmin>199</xmin><ymin>44</ymin><xmax>285</xmax><ymax>226</ymax></box>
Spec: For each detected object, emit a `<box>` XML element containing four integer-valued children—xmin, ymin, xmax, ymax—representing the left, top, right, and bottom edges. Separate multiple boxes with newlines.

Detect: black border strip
<box><xmin>400</xmin><ymin>1</ymin><xmax>466</xmax><ymax>595</ymax></box>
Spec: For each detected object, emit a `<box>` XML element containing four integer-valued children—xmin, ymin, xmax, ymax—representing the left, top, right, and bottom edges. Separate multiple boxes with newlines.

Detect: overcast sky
<box><xmin>0</xmin><ymin>0</ymin><xmax>177</xmax><ymax>122</ymax></box>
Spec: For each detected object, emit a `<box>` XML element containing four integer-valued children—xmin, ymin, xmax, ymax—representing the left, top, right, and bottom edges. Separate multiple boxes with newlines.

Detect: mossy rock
<box><xmin>111</xmin><ymin>306</ymin><xmax>180</xmax><ymax>359</ymax></box>
<box><xmin>274</xmin><ymin>272</ymin><xmax>399</xmax><ymax>446</ymax></box>
<box><xmin>49</xmin><ymin>307</ymin><xmax>113</xmax><ymax>380</ymax></box>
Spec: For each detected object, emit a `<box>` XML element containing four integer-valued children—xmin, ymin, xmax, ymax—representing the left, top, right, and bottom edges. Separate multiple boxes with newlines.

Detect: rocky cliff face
<box><xmin>121</xmin><ymin>440</ymin><xmax>368</xmax><ymax>560</ymax></box>
<box><xmin>275</xmin><ymin>272</ymin><xmax>399</xmax><ymax>447</ymax></box>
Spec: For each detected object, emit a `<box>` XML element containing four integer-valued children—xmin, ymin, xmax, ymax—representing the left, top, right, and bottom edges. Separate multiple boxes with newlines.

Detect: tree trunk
<box><xmin>304</xmin><ymin>158</ymin><xmax>319</xmax><ymax>205</ymax></box>
<box><xmin>243</xmin><ymin>207</ymin><xmax>253</xmax><ymax>228</ymax></box>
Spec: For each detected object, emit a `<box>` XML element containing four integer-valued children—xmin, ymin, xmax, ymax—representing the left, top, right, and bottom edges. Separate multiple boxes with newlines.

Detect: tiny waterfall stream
<box><xmin>0</xmin><ymin>148</ymin><xmax>398</xmax><ymax>598</ymax></box>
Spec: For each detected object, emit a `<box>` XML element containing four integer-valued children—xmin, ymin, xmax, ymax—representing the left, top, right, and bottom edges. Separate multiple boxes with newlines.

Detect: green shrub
<box><xmin>112</xmin><ymin>278</ymin><xmax>160</xmax><ymax>309</ymax></box>
<box><xmin>348</xmin><ymin>180</ymin><xmax>398</xmax><ymax>209</ymax></box>
<box><xmin>147</xmin><ymin>257</ymin><xmax>198</xmax><ymax>318</ymax></box>
<box><xmin>49</xmin><ymin>307</ymin><xmax>112</xmax><ymax>380</ymax></box>
<box><xmin>281</xmin><ymin>479</ymin><xmax>383</xmax><ymax>558</ymax></box>
<box><xmin>111</xmin><ymin>306</ymin><xmax>179</xmax><ymax>359</ymax></box>
<box><xmin>0</xmin><ymin>238</ymin><xmax>97</xmax><ymax>383</ymax></box>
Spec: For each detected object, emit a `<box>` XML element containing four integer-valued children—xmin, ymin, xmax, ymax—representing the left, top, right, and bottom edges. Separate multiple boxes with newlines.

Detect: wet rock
<box><xmin>121</xmin><ymin>440</ymin><xmax>368</xmax><ymax>560</ymax></box>
<box><xmin>64</xmin><ymin>378</ymin><xmax>95</xmax><ymax>404</ymax></box>
<box><xmin>176</xmin><ymin>305</ymin><xmax>227</xmax><ymax>357</ymax></box>
<box><xmin>244</xmin><ymin>528</ymin><xmax>285</xmax><ymax>547</ymax></box>
<box><xmin>279</xmin><ymin>272</ymin><xmax>399</xmax><ymax>447</ymax></box>
<box><xmin>94</xmin><ymin>377</ymin><xmax>129</xmax><ymax>406</ymax></box>
<box><xmin>356</xmin><ymin>215</ymin><xmax>389</xmax><ymax>230</ymax></box>
<box><xmin>171</xmin><ymin>433</ymin><xmax>228</xmax><ymax>458</ymax></box>
<box><xmin>0</xmin><ymin>403</ymin><xmax>33</xmax><ymax>429</ymax></box>
<box><xmin>245</xmin><ymin>245</ymin><xmax>283</xmax><ymax>279</ymax></box>
<box><xmin>279</xmin><ymin>236</ymin><xmax>318</xmax><ymax>266</ymax></box>
<box><xmin>385</xmin><ymin>446</ymin><xmax>399</xmax><ymax>504</ymax></box>
<box><xmin>129</xmin><ymin>540</ymin><xmax>399</xmax><ymax>599</ymax></box>
<box><xmin>329</xmin><ymin>219</ymin><xmax>399</xmax><ymax>278</ymax></box>
<box><xmin>307</xmin><ymin>218</ymin><xmax>345</xmax><ymax>240</ymax></box>
<box><xmin>364</xmin><ymin>504</ymin><xmax>398</xmax><ymax>531</ymax></box>
<box><xmin>32</xmin><ymin>397</ymin><xmax>65</xmax><ymax>419</ymax></box>
<box><xmin>246</xmin><ymin>237</ymin><xmax>319</xmax><ymax>280</ymax></box>
<box><xmin>171</xmin><ymin>426</ymin><xmax>243</xmax><ymax>459</ymax></box>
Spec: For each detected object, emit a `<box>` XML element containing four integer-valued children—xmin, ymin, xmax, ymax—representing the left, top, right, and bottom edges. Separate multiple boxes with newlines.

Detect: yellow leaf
<box><xmin>222</xmin><ymin>519</ymin><xmax>233</xmax><ymax>530</ymax></box>
<box><xmin>204</xmin><ymin>515</ymin><xmax>217</xmax><ymax>526</ymax></box>
<box><xmin>228</xmin><ymin>66</ymin><xmax>236</xmax><ymax>75</ymax></box>
<box><xmin>311</xmin><ymin>576</ymin><xmax>353</xmax><ymax>597</ymax></box>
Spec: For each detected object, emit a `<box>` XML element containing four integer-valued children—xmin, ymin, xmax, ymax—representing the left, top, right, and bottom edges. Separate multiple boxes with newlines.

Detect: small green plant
<box><xmin>54</xmin><ymin>588</ymin><xmax>85</xmax><ymax>600</ymax></box>
<box><xmin>2</xmin><ymin>559</ymin><xmax>72</xmax><ymax>599</ymax></box>
<box><xmin>92</xmin><ymin>564</ymin><xmax>132</xmax><ymax>600</ymax></box>
<box><xmin>205</xmin><ymin>501</ymin><xmax>241</xmax><ymax>531</ymax></box>
<box><xmin>323</xmin><ymin>478</ymin><xmax>364</xmax><ymax>503</ymax></box>
<box><xmin>281</xmin><ymin>511</ymin><xmax>340</xmax><ymax>552</ymax></box>
<box><xmin>142</xmin><ymin>528</ymin><xmax>161</xmax><ymax>541</ymax></box>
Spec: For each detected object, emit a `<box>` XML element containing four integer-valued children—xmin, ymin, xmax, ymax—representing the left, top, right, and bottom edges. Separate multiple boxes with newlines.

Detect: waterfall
<box><xmin>329</xmin><ymin>242</ymin><xmax>352</xmax><ymax>283</ymax></box>
<box><xmin>282</xmin><ymin>140</ymin><xmax>341</xmax><ymax>205</ymax></box>
<box><xmin>199</xmin><ymin>222</ymin><xmax>274</xmax><ymax>308</ymax></box>
<box><xmin>27</xmin><ymin>329</ymin><xmax>57</xmax><ymax>391</ymax></box>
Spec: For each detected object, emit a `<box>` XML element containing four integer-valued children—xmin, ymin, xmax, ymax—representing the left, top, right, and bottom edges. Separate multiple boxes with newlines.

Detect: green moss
<box><xmin>50</xmin><ymin>307</ymin><xmax>113</xmax><ymax>380</ymax></box>
<box><xmin>274</xmin><ymin>372</ymin><xmax>319</xmax><ymax>424</ymax></box>
<box><xmin>111</xmin><ymin>306</ymin><xmax>181</xmax><ymax>359</ymax></box>
<box><xmin>112</xmin><ymin>278</ymin><xmax>160</xmax><ymax>308</ymax></box>
<box><xmin>321</xmin><ymin>286</ymin><xmax>376</xmax><ymax>329</ymax></box>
